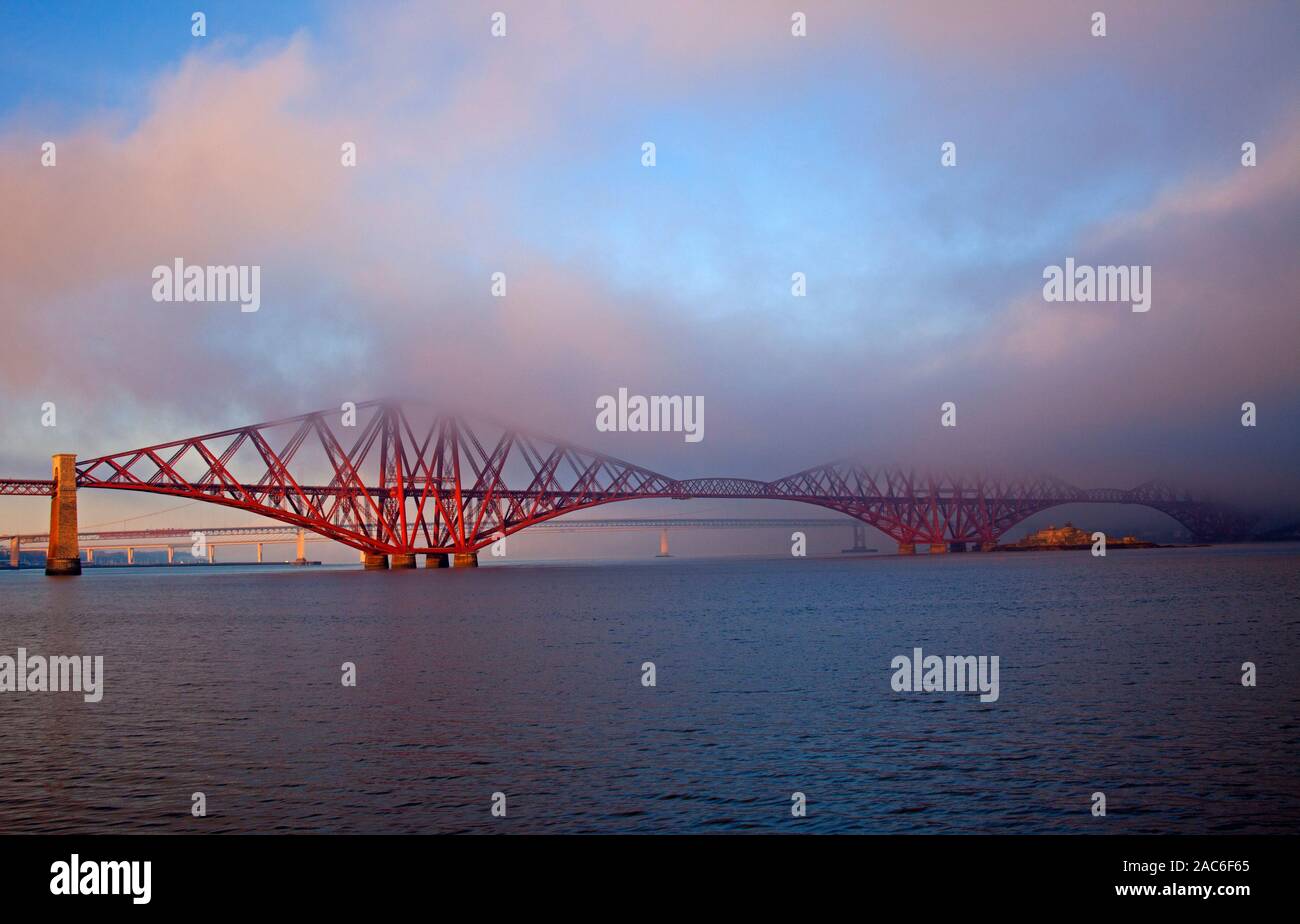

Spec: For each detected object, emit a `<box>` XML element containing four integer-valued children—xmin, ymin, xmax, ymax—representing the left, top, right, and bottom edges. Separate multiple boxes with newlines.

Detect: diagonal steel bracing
<box><xmin>0</xmin><ymin>400</ymin><xmax>1257</xmax><ymax>552</ymax></box>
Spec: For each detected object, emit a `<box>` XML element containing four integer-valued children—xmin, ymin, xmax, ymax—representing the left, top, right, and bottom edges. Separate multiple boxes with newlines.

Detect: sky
<box><xmin>0</xmin><ymin>1</ymin><xmax>1297</xmax><ymax>547</ymax></box>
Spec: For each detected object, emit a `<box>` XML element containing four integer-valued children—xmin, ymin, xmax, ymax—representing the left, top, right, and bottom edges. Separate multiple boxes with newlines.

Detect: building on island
<box><xmin>1000</xmin><ymin>522</ymin><xmax>1154</xmax><ymax>551</ymax></box>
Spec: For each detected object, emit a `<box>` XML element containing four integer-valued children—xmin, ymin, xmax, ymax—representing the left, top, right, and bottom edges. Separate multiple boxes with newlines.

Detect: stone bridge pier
<box><xmin>45</xmin><ymin>453</ymin><xmax>80</xmax><ymax>576</ymax></box>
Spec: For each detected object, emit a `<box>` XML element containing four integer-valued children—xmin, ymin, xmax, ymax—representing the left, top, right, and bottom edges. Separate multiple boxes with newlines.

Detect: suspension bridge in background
<box><xmin>1</xmin><ymin>518</ymin><xmax>868</xmax><ymax>567</ymax></box>
<box><xmin>0</xmin><ymin>400</ymin><xmax>1257</xmax><ymax>575</ymax></box>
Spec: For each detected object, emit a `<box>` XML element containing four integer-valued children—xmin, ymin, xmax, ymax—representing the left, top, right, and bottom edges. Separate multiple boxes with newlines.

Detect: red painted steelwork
<box><xmin>0</xmin><ymin>401</ymin><xmax>1255</xmax><ymax>551</ymax></box>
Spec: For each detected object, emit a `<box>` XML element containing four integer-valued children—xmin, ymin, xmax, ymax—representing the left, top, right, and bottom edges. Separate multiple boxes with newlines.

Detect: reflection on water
<box><xmin>1</xmin><ymin>545</ymin><xmax>1297</xmax><ymax>833</ymax></box>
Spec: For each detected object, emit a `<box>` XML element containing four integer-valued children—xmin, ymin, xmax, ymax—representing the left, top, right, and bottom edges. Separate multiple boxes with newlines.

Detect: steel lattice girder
<box><xmin>0</xmin><ymin>400</ymin><xmax>1248</xmax><ymax>551</ymax></box>
<box><xmin>72</xmin><ymin>402</ymin><xmax>680</xmax><ymax>554</ymax></box>
<box><xmin>0</xmin><ymin>480</ymin><xmax>55</xmax><ymax>496</ymax></box>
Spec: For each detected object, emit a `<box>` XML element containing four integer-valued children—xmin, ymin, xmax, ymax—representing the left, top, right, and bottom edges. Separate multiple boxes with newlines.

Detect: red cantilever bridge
<box><xmin>0</xmin><ymin>400</ymin><xmax>1253</xmax><ymax>572</ymax></box>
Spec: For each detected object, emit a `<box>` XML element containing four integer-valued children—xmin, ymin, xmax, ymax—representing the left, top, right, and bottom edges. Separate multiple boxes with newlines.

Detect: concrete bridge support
<box><xmin>86</xmin><ymin>548</ymin><xmax>95</xmax><ymax>564</ymax></box>
<box><xmin>391</xmin><ymin>553</ymin><xmax>417</xmax><ymax>569</ymax></box>
<box><xmin>842</xmin><ymin>524</ymin><xmax>872</xmax><ymax>553</ymax></box>
<box><xmin>362</xmin><ymin>552</ymin><xmax>388</xmax><ymax>570</ymax></box>
<box><xmin>9</xmin><ymin>536</ymin><xmax>19</xmax><ymax>569</ymax></box>
<box><xmin>979</xmin><ymin>541</ymin><xmax>998</xmax><ymax>552</ymax></box>
<box><xmin>45</xmin><ymin>453</ymin><xmax>81</xmax><ymax>576</ymax></box>
<box><xmin>453</xmin><ymin>552</ymin><xmax>478</xmax><ymax>568</ymax></box>
<box><xmin>928</xmin><ymin>542</ymin><xmax>949</xmax><ymax>554</ymax></box>
<box><xmin>897</xmin><ymin>543</ymin><xmax>916</xmax><ymax>555</ymax></box>
<box><xmin>425</xmin><ymin>553</ymin><xmax>449</xmax><ymax>568</ymax></box>
<box><xmin>256</xmin><ymin>542</ymin><xmax>264</xmax><ymax>563</ymax></box>
<box><xmin>208</xmin><ymin>544</ymin><xmax>216</xmax><ymax>563</ymax></box>
<box><xmin>167</xmin><ymin>547</ymin><xmax>175</xmax><ymax>564</ymax></box>
<box><xmin>294</xmin><ymin>529</ymin><xmax>307</xmax><ymax>565</ymax></box>
<box><xmin>127</xmin><ymin>547</ymin><xmax>134</xmax><ymax>565</ymax></box>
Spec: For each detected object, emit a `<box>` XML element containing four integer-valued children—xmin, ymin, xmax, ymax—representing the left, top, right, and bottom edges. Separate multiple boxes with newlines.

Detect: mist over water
<box><xmin>2</xmin><ymin>546</ymin><xmax>1297</xmax><ymax>834</ymax></box>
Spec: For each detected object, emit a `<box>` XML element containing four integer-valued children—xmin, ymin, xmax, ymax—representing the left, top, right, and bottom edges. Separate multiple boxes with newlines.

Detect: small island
<box><xmin>996</xmin><ymin>522</ymin><xmax>1157</xmax><ymax>552</ymax></box>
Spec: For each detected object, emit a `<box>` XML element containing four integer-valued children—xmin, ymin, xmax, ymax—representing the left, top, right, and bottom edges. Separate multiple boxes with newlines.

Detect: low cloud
<box><xmin>0</xmin><ymin>1</ymin><xmax>1295</xmax><ymax>510</ymax></box>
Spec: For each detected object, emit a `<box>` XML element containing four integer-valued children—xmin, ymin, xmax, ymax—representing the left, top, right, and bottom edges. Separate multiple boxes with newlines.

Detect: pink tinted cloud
<box><xmin>0</xmin><ymin>39</ymin><xmax>347</xmax><ymax>389</ymax></box>
<box><xmin>0</xmin><ymin>1</ymin><xmax>1294</xmax><ymax>501</ymax></box>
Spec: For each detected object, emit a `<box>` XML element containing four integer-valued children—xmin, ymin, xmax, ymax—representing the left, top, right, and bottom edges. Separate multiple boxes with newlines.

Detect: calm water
<box><xmin>1</xmin><ymin>545</ymin><xmax>1298</xmax><ymax>834</ymax></box>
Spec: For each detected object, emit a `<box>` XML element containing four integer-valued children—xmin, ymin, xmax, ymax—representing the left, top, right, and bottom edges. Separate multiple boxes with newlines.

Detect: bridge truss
<box><xmin>0</xmin><ymin>401</ymin><xmax>1256</xmax><ymax>555</ymax></box>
